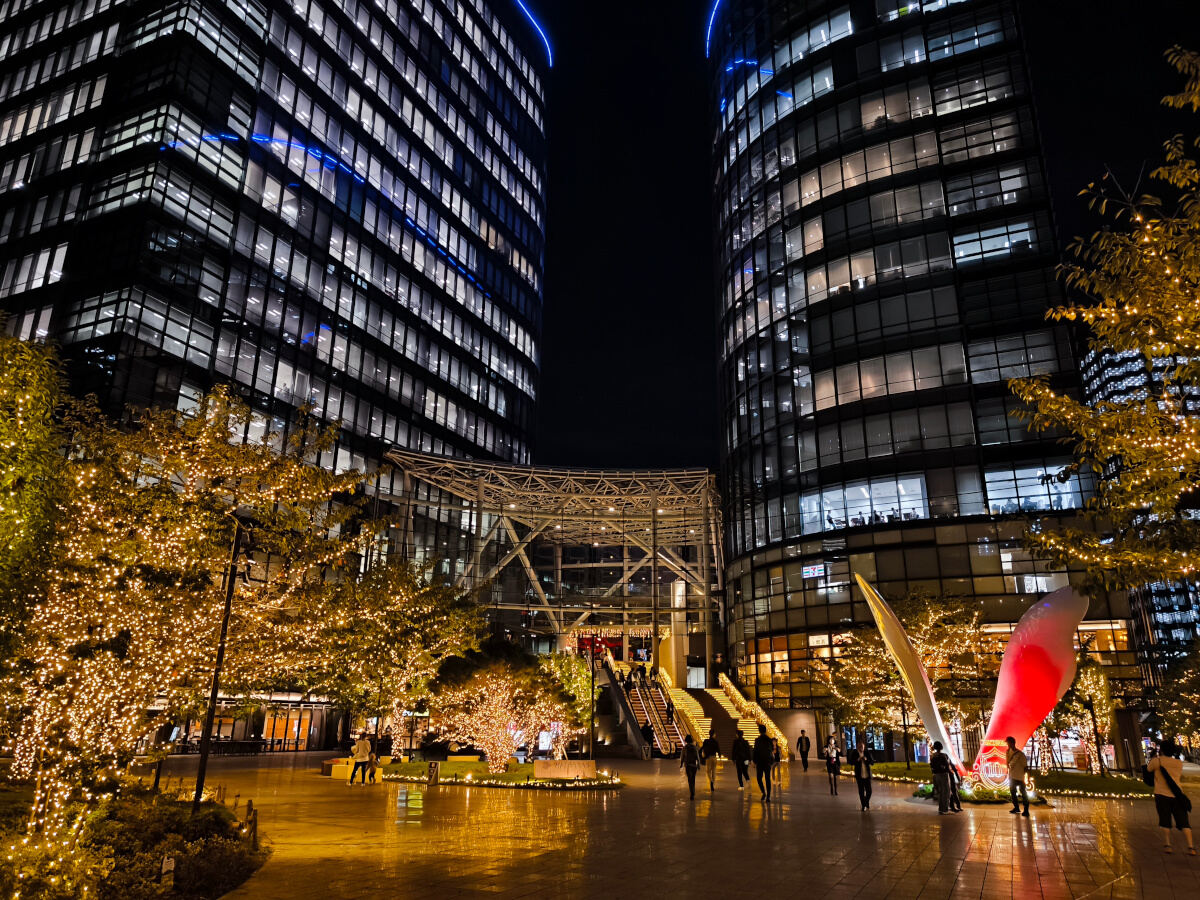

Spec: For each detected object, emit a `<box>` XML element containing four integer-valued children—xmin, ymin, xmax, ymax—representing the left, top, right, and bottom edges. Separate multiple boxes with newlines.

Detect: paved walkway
<box><xmin>162</xmin><ymin>753</ymin><xmax>1200</xmax><ymax>899</ymax></box>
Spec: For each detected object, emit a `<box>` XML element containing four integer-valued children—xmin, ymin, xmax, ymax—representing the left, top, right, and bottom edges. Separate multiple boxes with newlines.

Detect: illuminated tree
<box><xmin>814</xmin><ymin>589</ymin><xmax>1001</xmax><ymax>739</ymax></box>
<box><xmin>1052</xmin><ymin>659</ymin><xmax>1117</xmax><ymax>774</ymax></box>
<box><xmin>8</xmin><ymin>387</ymin><xmax>365</xmax><ymax>858</ymax></box>
<box><xmin>1008</xmin><ymin>47</ymin><xmax>1200</xmax><ymax>590</ymax></box>
<box><xmin>0</xmin><ymin>333</ymin><xmax>67</xmax><ymax>660</ymax></box>
<box><xmin>1160</xmin><ymin>642</ymin><xmax>1200</xmax><ymax>750</ymax></box>
<box><xmin>434</xmin><ymin>658</ymin><xmax>579</xmax><ymax>772</ymax></box>
<box><xmin>540</xmin><ymin>652</ymin><xmax>598</xmax><ymax>729</ymax></box>
<box><xmin>272</xmin><ymin>560</ymin><xmax>482</xmax><ymax>731</ymax></box>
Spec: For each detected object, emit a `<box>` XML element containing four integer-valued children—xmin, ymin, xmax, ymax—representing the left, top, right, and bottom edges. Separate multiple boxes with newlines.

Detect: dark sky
<box><xmin>529</xmin><ymin>0</ymin><xmax>1191</xmax><ymax>471</ymax></box>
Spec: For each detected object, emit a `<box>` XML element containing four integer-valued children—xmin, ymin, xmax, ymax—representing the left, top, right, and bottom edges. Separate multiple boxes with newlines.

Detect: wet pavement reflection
<box><xmin>160</xmin><ymin>754</ymin><xmax>1200</xmax><ymax>899</ymax></box>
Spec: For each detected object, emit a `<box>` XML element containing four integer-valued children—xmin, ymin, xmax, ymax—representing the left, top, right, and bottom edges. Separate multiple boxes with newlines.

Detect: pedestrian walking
<box><xmin>680</xmin><ymin>734</ymin><xmax>701</xmax><ymax>800</ymax></box>
<box><xmin>850</xmin><ymin>741</ymin><xmax>873</xmax><ymax>810</ymax></box>
<box><xmin>1004</xmin><ymin>735</ymin><xmax>1029</xmax><ymax>817</ymax></box>
<box><xmin>732</xmin><ymin>728</ymin><xmax>752</xmax><ymax>790</ymax></box>
<box><xmin>796</xmin><ymin>729</ymin><xmax>811</xmax><ymax>772</ymax></box>
<box><xmin>753</xmin><ymin>724</ymin><xmax>775</xmax><ymax>801</ymax></box>
<box><xmin>930</xmin><ymin>741</ymin><xmax>952</xmax><ymax>814</ymax></box>
<box><xmin>368</xmin><ymin>749</ymin><xmax>379</xmax><ymax>784</ymax></box>
<box><xmin>771</xmin><ymin>738</ymin><xmax>782</xmax><ymax>784</ymax></box>
<box><xmin>824</xmin><ymin>735</ymin><xmax>842</xmax><ymax>795</ymax></box>
<box><xmin>701</xmin><ymin>730</ymin><xmax>721</xmax><ymax>791</ymax></box>
<box><xmin>1146</xmin><ymin>740</ymin><xmax>1195</xmax><ymax>854</ymax></box>
<box><xmin>349</xmin><ymin>732</ymin><xmax>372</xmax><ymax>785</ymax></box>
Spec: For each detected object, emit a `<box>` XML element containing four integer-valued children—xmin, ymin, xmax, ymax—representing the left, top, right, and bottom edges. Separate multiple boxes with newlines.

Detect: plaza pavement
<box><xmin>161</xmin><ymin>752</ymin><xmax>1200</xmax><ymax>899</ymax></box>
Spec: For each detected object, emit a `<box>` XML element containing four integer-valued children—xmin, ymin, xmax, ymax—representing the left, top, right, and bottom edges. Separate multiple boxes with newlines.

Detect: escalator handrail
<box><xmin>601</xmin><ymin>654</ymin><xmax>651</xmax><ymax>758</ymax></box>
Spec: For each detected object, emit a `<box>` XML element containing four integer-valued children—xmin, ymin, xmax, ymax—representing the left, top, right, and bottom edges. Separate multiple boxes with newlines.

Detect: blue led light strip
<box><xmin>513</xmin><ymin>0</ymin><xmax>553</xmax><ymax>68</ymax></box>
<box><xmin>705</xmin><ymin>0</ymin><xmax>725</xmax><ymax>58</ymax></box>
<box><xmin>163</xmin><ymin>132</ymin><xmax>494</xmax><ymax>300</ymax></box>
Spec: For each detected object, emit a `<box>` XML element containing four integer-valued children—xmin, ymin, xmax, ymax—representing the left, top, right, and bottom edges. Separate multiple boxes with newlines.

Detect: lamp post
<box><xmin>192</xmin><ymin>516</ymin><xmax>247</xmax><ymax>814</ymax></box>
<box><xmin>589</xmin><ymin>637</ymin><xmax>596</xmax><ymax>760</ymax></box>
<box><xmin>900</xmin><ymin>696</ymin><xmax>912</xmax><ymax>771</ymax></box>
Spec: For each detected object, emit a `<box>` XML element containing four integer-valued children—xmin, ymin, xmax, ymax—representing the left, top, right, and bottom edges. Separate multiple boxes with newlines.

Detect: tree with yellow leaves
<box><xmin>273</xmin><ymin>560</ymin><xmax>482</xmax><ymax>734</ymax></box>
<box><xmin>814</xmin><ymin>589</ymin><xmax>1001</xmax><ymax>745</ymax></box>
<box><xmin>7</xmin><ymin>386</ymin><xmax>366</xmax><ymax>862</ymax></box>
<box><xmin>433</xmin><ymin>640</ymin><xmax>581</xmax><ymax>772</ymax></box>
<box><xmin>1009</xmin><ymin>47</ymin><xmax>1200</xmax><ymax>590</ymax></box>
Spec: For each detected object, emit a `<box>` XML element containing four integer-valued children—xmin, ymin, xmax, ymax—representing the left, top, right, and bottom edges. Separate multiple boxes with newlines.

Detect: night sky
<box><xmin>530</xmin><ymin>0</ymin><xmax>1190</xmax><ymax>471</ymax></box>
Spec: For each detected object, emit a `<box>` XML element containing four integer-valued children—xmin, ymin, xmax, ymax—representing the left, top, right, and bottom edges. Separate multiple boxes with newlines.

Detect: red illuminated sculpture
<box><xmin>854</xmin><ymin>577</ymin><xmax>1089</xmax><ymax>787</ymax></box>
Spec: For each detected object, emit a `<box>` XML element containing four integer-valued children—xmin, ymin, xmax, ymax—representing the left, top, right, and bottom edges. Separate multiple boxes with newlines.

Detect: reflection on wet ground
<box><xmin>161</xmin><ymin>754</ymin><xmax>1200</xmax><ymax>899</ymax></box>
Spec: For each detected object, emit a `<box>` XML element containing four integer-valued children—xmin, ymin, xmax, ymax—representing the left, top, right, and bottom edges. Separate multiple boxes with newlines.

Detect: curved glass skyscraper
<box><xmin>708</xmin><ymin>0</ymin><xmax>1132</xmax><ymax>711</ymax></box>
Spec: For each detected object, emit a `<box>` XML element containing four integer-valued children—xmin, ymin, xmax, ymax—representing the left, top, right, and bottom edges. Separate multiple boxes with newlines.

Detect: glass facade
<box><xmin>0</xmin><ymin>0</ymin><xmax>549</xmax><ymax>487</ymax></box>
<box><xmin>708</xmin><ymin>0</ymin><xmax>1139</xmax><ymax>708</ymax></box>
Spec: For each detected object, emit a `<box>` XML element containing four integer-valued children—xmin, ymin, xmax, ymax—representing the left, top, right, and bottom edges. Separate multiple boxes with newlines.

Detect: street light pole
<box><xmin>192</xmin><ymin>518</ymin><xmax>245</xmax><ymax>814</ymax></box>
<box><xmin>589</xmin><ymin>638</ymin><xmax>596</xmax><ymax>760</ymax></box>
<box><xmin>900</xmin><ymin>697</ymin><xmax>912</xmax><ymax>771</ymax></box>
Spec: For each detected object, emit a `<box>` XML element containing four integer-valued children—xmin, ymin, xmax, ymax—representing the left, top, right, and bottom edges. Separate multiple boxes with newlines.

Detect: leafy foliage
<box><xmin>434</xmin><ymin>642</ymin><xmax>581</xmax><ymax>772</ymax></box>
<box><xmin>1008</xmin><ymin>47</ymin><xmax>1200</xmax><ymax>589</ymax></box>
<box><xmin>278</xmin><ymin>560</ymin><xmax>482</xmax><ymax>726</ymax></box>
<box><xmin>0</xmin><ymin>333</ymin><xmax>67</xmax><ymax>659</ymax></box>
<box><xmin>7</xmin><ymin>385</ymin><xmax>367</xmax><ymax>856</ymax></box>
<box><xmin>1160</xmin><ymin>640</ymin><xmax>1200</xmax><ymax>748</ymax></box>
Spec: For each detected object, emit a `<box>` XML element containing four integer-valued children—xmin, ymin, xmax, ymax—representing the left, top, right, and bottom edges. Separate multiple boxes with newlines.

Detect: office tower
<box><xmin>0</xmin><ymin>0</ymin><xmax>550</xmax><ymax>473</ymax></box>
<box><xmin>707</xmin><ymin>0</ymin><xmax>1137</xmax><ymax>713</ymax></box>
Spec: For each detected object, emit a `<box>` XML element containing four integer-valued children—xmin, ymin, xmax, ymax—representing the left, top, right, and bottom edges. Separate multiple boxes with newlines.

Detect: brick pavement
<box><xmin>162</xmin><ymin>753</ymin><xmax>1200</xmax><ymax>899</ymax></box>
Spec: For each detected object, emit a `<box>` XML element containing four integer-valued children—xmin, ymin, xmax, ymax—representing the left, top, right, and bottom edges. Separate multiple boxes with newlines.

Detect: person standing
<box><xmin>1005</xmin><ymin>735</ymin><xmax>1029</xmax><ymax>817</ymax></box>
<box><xmin>1146</xmin><ymin>740</ymin><xmax>1195</xmax><ymax>854</ymax></box>
<box><xmin>850</xmin><ymin>741</ymin><xmax>873</xmax><ymax>810</ymax></box>
<box><xmin>753</xmin><ymin>724</ymin><xmax>775</xmax><ymax>801</ymax></box>
<box><xmin>665</xmin><ymin>698</ymin><xmax>676</xmax><ymax>726</ymax></box>
<box><xmin>732</xmin><ymin>728</ymin><xmax>752</xmax><ymax>791</ymax></box>
<box><xmin>796</xmin><ymin>729</ymin><xmax>811</xmax><ymax>772</ymax></box>
<box><xmin>930</xmin><ymin>741</ymin><xmax>952</xmax><ymax>814</ymax></box>
<box><xmin>680</xmin><ymin>734</ymin><xmax>701</xmax><ymax>800</ymax></box>
<box><xmin>349</xmin><ymin>732</ymin><xmax>372</xmax><ymax>785</ymax></box>
<box><xmin>947</xmin><ymin>759</ymin><xmax>963</xmax><ymax>813</ymax></box>
<box><xmin>824</xmin><ymin>735</ymin><xmax>842</xmax><ymax>795</ymax></box>
<box><xmin>701</xmin><ymin>730</ymin><xmax>721</xmax><ymax>791</ymax></box>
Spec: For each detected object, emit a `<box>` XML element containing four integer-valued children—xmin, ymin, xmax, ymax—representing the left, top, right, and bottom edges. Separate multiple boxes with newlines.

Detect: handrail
<box><xmin>633</xmin><ymin>683</ymin><xmax>676</xmax><ymax>756</ymax></box>
<box><xmin>601</xmin><ymin>653</ymin><xmax>651</xmax><ymax>759</ymax></box>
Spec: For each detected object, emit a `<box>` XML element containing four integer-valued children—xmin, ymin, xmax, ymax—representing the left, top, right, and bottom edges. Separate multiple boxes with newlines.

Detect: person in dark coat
<box><xmin>796</xmin><ymin>729</ymin><xmax>811</xmax><ymax>772</ymax></box>
<box><xmin>850</xmin><ymin>741</ymin><xmax>873</xmax><ymax>810</ymax></box>
<box><xmin>753</xmin><ymin>724</ymin><xmax>775</xmax><ymax>801</ymax></box>
<box><xmin>641</xmin><ymin>721</ymin><xmax>654</xmax><ymax>748</ymax></box>
<box><xmin>680</xmin><ymin>735</ymin><xmax>701</xmax><ymax>800</ymax></box>
<box><xmin>930</xmin><ymin>741</ymin><xmax>953</xmax><ymax>815</ymax></box>
<box><xmin>700</xmin><ymin>731</ymin><xmax>721</xmax><ymax>791</ymax></box>
<box><xmin>732</xmin><ymin>729</ymin><xmax>752</xmax><ymax>790</ymax></box>
<box><xmin>665</xmin><ymin>698</ymin><xmax>676</xmax><ymax>725</ymax></box>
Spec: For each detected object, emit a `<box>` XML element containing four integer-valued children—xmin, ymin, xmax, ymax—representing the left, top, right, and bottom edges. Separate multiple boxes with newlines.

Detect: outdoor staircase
<box><xmin>703</xmin><ymin>688</ymin><xmax>758</xmax><ymax>747</ymax></box>
<box><xmin>666</xmin><ymin>688</ymin><xmax>710</xmax><ymax>746</ymax></box>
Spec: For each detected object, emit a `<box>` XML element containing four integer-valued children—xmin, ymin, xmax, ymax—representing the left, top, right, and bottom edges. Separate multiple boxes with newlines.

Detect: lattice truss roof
<box><xmin>387</xmin><ymin>449</ymin><xmax>722</xmax><ymax>548</ymax></box>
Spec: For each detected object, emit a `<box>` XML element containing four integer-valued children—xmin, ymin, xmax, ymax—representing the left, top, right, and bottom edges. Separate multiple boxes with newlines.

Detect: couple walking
<box><xmin>822</xmin><ymin>735</ymin><xmax>874</xmax><ymax>810</ymax></box>
<box><xmin>682</xmin><ymin>723</ymin><xmax>777</xmax><ymax>800</ymax></box>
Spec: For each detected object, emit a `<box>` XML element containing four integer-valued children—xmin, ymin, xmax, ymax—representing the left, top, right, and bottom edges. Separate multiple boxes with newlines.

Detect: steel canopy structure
<box><xmin>387</xmin><ymin>449</ymin><xmax>724</xmax><ymax>682</ymax></box>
